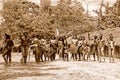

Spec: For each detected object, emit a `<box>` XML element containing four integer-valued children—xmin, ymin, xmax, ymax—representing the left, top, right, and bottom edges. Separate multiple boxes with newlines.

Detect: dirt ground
<box><xmin>0</xmin><ymin>52</ymin><xmax>120</xmax><ymax>80</ymax></box>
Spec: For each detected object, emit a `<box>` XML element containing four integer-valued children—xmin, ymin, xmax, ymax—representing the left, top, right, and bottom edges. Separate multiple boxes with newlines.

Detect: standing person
<box><xmin>62</xmin><ymin>36</ymin><xmax>69</xmax><ymax>61</ymax></box>
<box><xmin>70</xmin><ymin>36</ymin><xmax>78</xmax><ymax>60</ymax></box>
<box><xmin>58</xmin><ymin>37</ymin><xmax>64</xmax><ymax>60</ymax></box>
<box><xmin>20</xmin><ymin>32</ymin><xmax>30</xmax><ymax>65</ymax></box>
<box><xmin>97</xmin><ymin>34</ymin><xmax>105</xmax><ymax>62</ymax></box>
<box><xmin>77</xmin><ymin>36</ymin><xmax>83</xmax><ymax>61</ymax></box>
<box><xmin>93</xmin><ymin>35</ymin><xmax>99</xmax><ymax>61</ymax></box>
<box><xmin>63</xmin><ymin>36</ymin><xmax>67</xmax><ymax>47</ymax></box>
<box><xmin>81</xmin><ymin>36</ymin><xmax>88</xmax><ymax>60</ymax></box>
<box><xmin>2</xmin><ymin>34</ymin><xmax>14</xmax><ymax>66</ymax></box>
<box><xmin>32</xmin><ymin>36</ymin><xmax>42</xmax><ymax>63</ymax></box>
<box><xmin>107</xmin><ymin>33</ymin><xmax>115</xmax><ymax>63</ymax></box>
<box><xmin>50</xmin><ymin>36</ymin><xmax>57</xmax><ymax>60</ymax></box>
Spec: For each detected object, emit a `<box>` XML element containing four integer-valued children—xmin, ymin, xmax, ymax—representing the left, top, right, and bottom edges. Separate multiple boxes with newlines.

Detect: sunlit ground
<box><xmin>0</xmin><ymin>52</ymin><xmax>120</xmax><ymax>80</ymax></box>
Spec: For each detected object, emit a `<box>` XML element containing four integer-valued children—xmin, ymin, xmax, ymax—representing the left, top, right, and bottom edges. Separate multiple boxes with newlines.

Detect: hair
<box><xmin>23</xmin><ymin>32</ymin><xmax>28</xmax><ymax>37</ymax></box>
<box><xmin>94</xmin><ymin>35</ymin><xmax>97</xmax><ymax>39</ymax></box>
<box><xmin>5</xmin><ymin>33</ymin><xmax>10</xmax><ymax>39</ymax></box>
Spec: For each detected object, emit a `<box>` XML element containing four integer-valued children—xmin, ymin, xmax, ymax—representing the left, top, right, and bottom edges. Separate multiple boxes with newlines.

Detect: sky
<box><xmin>82</xmin><ymin>0</ymin><xmax>117</xmax><ymax>16</ymax></box>
<box><xmin>28</xmin><ymin>0</ymin><xmax>117</xmax><ymax>16</ymax></box>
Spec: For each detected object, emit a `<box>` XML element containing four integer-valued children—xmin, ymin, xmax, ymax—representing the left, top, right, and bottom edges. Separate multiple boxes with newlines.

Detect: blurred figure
<box><xmin>62</xmin><ymin>36</ymin><xmax>69</xmax><ymax>61</ymax></box>
<box><xmin>77</xmin><ymin>36</ymin><xmax>83</xmax><ymax>61</ymax></box>
<box><xmin>20</xmin><ymin>32</ymin><xmax>30</xmax><ymax>65</ymax></box>
<box><xmin>2</xmin><ymin>33</ymin><xmax>14</xmax><ymax>66</ymax></box>
<box><xmin>32</xmin><ymin>36</ymin><xmax>42</xmax><ymax>63</ymax></box>
<box><xmin>58</xmin><ymin>37</ymin><xmax>64</xmax><ymax>60</ymax></box>
<box><xmin>72</xmin><ymin>36</ymin><xmax>78</xmax><ymax>45</ymax></box>
<box><xmin>93</xmin><ymin>35</ymin><xmax>99</xmax><ymax>61</ymax></box>
<box><xmin>70</xmin><ymin>36</ymin><xmax>78</xmax><ymax>61</ymax></box>
<box><xmin>97</xmin><ymin>34</ymin><xmax>105</xmax><ymax>62</ymax></box>
<box><xmin>107</xmin><ymin>33</ymin><xmax>115</xmax><ymax>63</ymax></box>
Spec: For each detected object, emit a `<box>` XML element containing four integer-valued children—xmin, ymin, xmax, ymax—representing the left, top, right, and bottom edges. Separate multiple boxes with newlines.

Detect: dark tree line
<box><xmin>0</xmin><ymin>0</ymin><xmax>95</xmax><ymax>42</ymax></box>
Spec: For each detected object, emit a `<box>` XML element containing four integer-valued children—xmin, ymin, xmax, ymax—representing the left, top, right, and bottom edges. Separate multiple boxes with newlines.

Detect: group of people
<box><xmin>70</xmin><ymin>33</ymin><xmax>115</xmax><ymax>63</ymax></box>
<box><xmin>1</xmin><ymin>32</ymin><xmax>116</xmax><ymax>66</ymax></box>
<box><xmin>2</xmin><ymin>32</ymin><xmax>30</xmax><ymax>66</ymax></box>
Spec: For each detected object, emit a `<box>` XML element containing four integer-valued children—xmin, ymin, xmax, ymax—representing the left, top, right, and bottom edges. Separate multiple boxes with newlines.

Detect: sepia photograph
<box><xmin>0</xmin><ymin>0</ymin><xmax>120</xmax><ymax>80</ymax></box>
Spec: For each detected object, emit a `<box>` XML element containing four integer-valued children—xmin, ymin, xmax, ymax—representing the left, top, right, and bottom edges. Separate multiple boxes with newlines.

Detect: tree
<box><xmin>53</xmin><ymin>0</ymin><xmax>87</xmax><ymax>36</ymax></box>
<box><xmin>93</xmin><ymin>0</ymin><xmax>120</xmax><ymax>29</ymax></box>
<box><xmin>0</xmin><ymin>0</ymin><xmax>94</xmax><ymax>41</ymax></box>
<box><xmin>0</xmin><ymin>0</ymin><xmax>39</xmax><ymax>40</ymax></box>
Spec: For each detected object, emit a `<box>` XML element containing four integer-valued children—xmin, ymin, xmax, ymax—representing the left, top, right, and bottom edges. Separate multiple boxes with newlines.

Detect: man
<box><xmin>77</xmin><ymin>36</ymin><xmax>83</xmax><ymax>61</ymax></box>
<box><xmin>63</xmin><ymin>36</ymin><xmax>67</xmax><ymax>47</ymax></box>
<box><xmin>93</xmin><ymin>35</ymin><xmax>99</xmax><ymax>61</ymax></box>
<box><xmin>58</xmin><ymin>37</ymin><xmax>64</xmax><ymax>60</ymax></box>
<box><xmin>107</xmin><ymin>33</ymin><xmax>115</xmax><ymax>63</ymax></box>
<box><xmin>62</xmin><ymin>36</ymin><xmax>69</xmax><ymax>61</ymax></box>
<box><xmin>32</xmin><ymin>37</ymin><xmax>41</xmax><ymax>63</ymax></box>
<box><xmin>81</xmin><ymin>36</ymin><xmax>90</xmax><ymax>61</ymax></box>
<box><xmin>2</xmin><ymin>34</ymin><xmax>14</xmax><ymax>66</ymax></box>
<box><xmin>49</xmin><ymin>36</ymin><xmax>57</xmax><ymax>60</ymax></box>
<box><xmin>20</xmin><ymin>32</ymin><xmax>30</xmax><ymax>65</ymax></box>
<box><xmin>70</xmin><ymin>36</ymin><xmax>78</xmax><ymax>60</ymax></box>
<box><xmin>97</xmin><ymin>34</ymin><xmax>105</xmax><ymax>62</ymax></box>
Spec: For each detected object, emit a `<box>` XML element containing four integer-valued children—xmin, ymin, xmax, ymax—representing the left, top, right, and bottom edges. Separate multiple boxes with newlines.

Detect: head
<box><xmin>23</xmin><ymin>32</ymin><xmax>28</xmax><ymax>37</ymax></box>
<box><xmin>94</xmin><ymin>35</ymin><xmax>97</xmax><ymax>40</ymax></box>
<box><xmin>5</xmin><ymin>33</ymin><xmax>10</xmax><ymax>39</ymax></box>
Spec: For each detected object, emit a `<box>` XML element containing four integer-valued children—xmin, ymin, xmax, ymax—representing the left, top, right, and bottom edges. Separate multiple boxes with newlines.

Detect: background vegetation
<box><xmin>0</xmin><ymin>0</ymin><xmax>95</xmax><ymax>42</ymax></box>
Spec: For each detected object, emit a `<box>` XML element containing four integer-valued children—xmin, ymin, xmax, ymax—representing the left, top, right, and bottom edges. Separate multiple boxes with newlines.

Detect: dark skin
<box><xmin>2</xmin><ymin>34</ymin><xmax>14</xmax><ymax>66</ymax></box>
<box><xmin>20</xmin><ymin>32</ymin><xmax>30</xmax><ymax>65</ymax></box>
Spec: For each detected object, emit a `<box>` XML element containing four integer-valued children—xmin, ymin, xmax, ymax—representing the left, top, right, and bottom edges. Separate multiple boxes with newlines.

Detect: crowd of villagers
<box><xmin>1</xmin><ymin>31</ymin><xmax>116</xmax><ymax>66</ymax></box>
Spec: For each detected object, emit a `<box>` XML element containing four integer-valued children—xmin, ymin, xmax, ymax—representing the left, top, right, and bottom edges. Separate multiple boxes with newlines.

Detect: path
<box><xmin>0</xmin><ymin>53</ymin><xmax>120</xmax><ymax>80</ymax></box>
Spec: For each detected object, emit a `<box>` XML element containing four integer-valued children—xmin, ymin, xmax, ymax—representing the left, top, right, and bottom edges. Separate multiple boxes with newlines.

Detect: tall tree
<box><xmin>0</xmin><ymin>0</ymin><xmax>39</xmax><ymax>39</ymax></box>
<box><xmin>0</xmin><ymin>0</ymin><xmax>94</xmax><ymax>40</ymax></box>
<box><xmin>53</xmin><ymin>0</ymin><xmax>87</xmax><ymax>35</ymax></box>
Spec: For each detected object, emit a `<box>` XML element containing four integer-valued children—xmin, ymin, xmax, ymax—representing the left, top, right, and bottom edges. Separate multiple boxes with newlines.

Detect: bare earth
<box><xmin>0</xmin><ymin>53</ymin><xmax>120</xmax><ymax>80</ymax></box>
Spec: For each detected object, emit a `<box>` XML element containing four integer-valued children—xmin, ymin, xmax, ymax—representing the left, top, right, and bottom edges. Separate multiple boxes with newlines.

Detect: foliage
<box><xmin>94</xmin><ymin>0</ymin><xmax>120</xmax><ymax>29</ymax></box>
<box><xmin>54</xmin><ymin>0</ymin><xmax>85</xmax><ymax>34</ymax></box>
<box><xmin>0</xmin><ymin>0</ymin><xmax>94</xmax><ymax>41</ymax></box>
<box><xmin>0</xmin><ymin>0</ymin><xmax>40</xmax><ymax>39</ymax></box>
